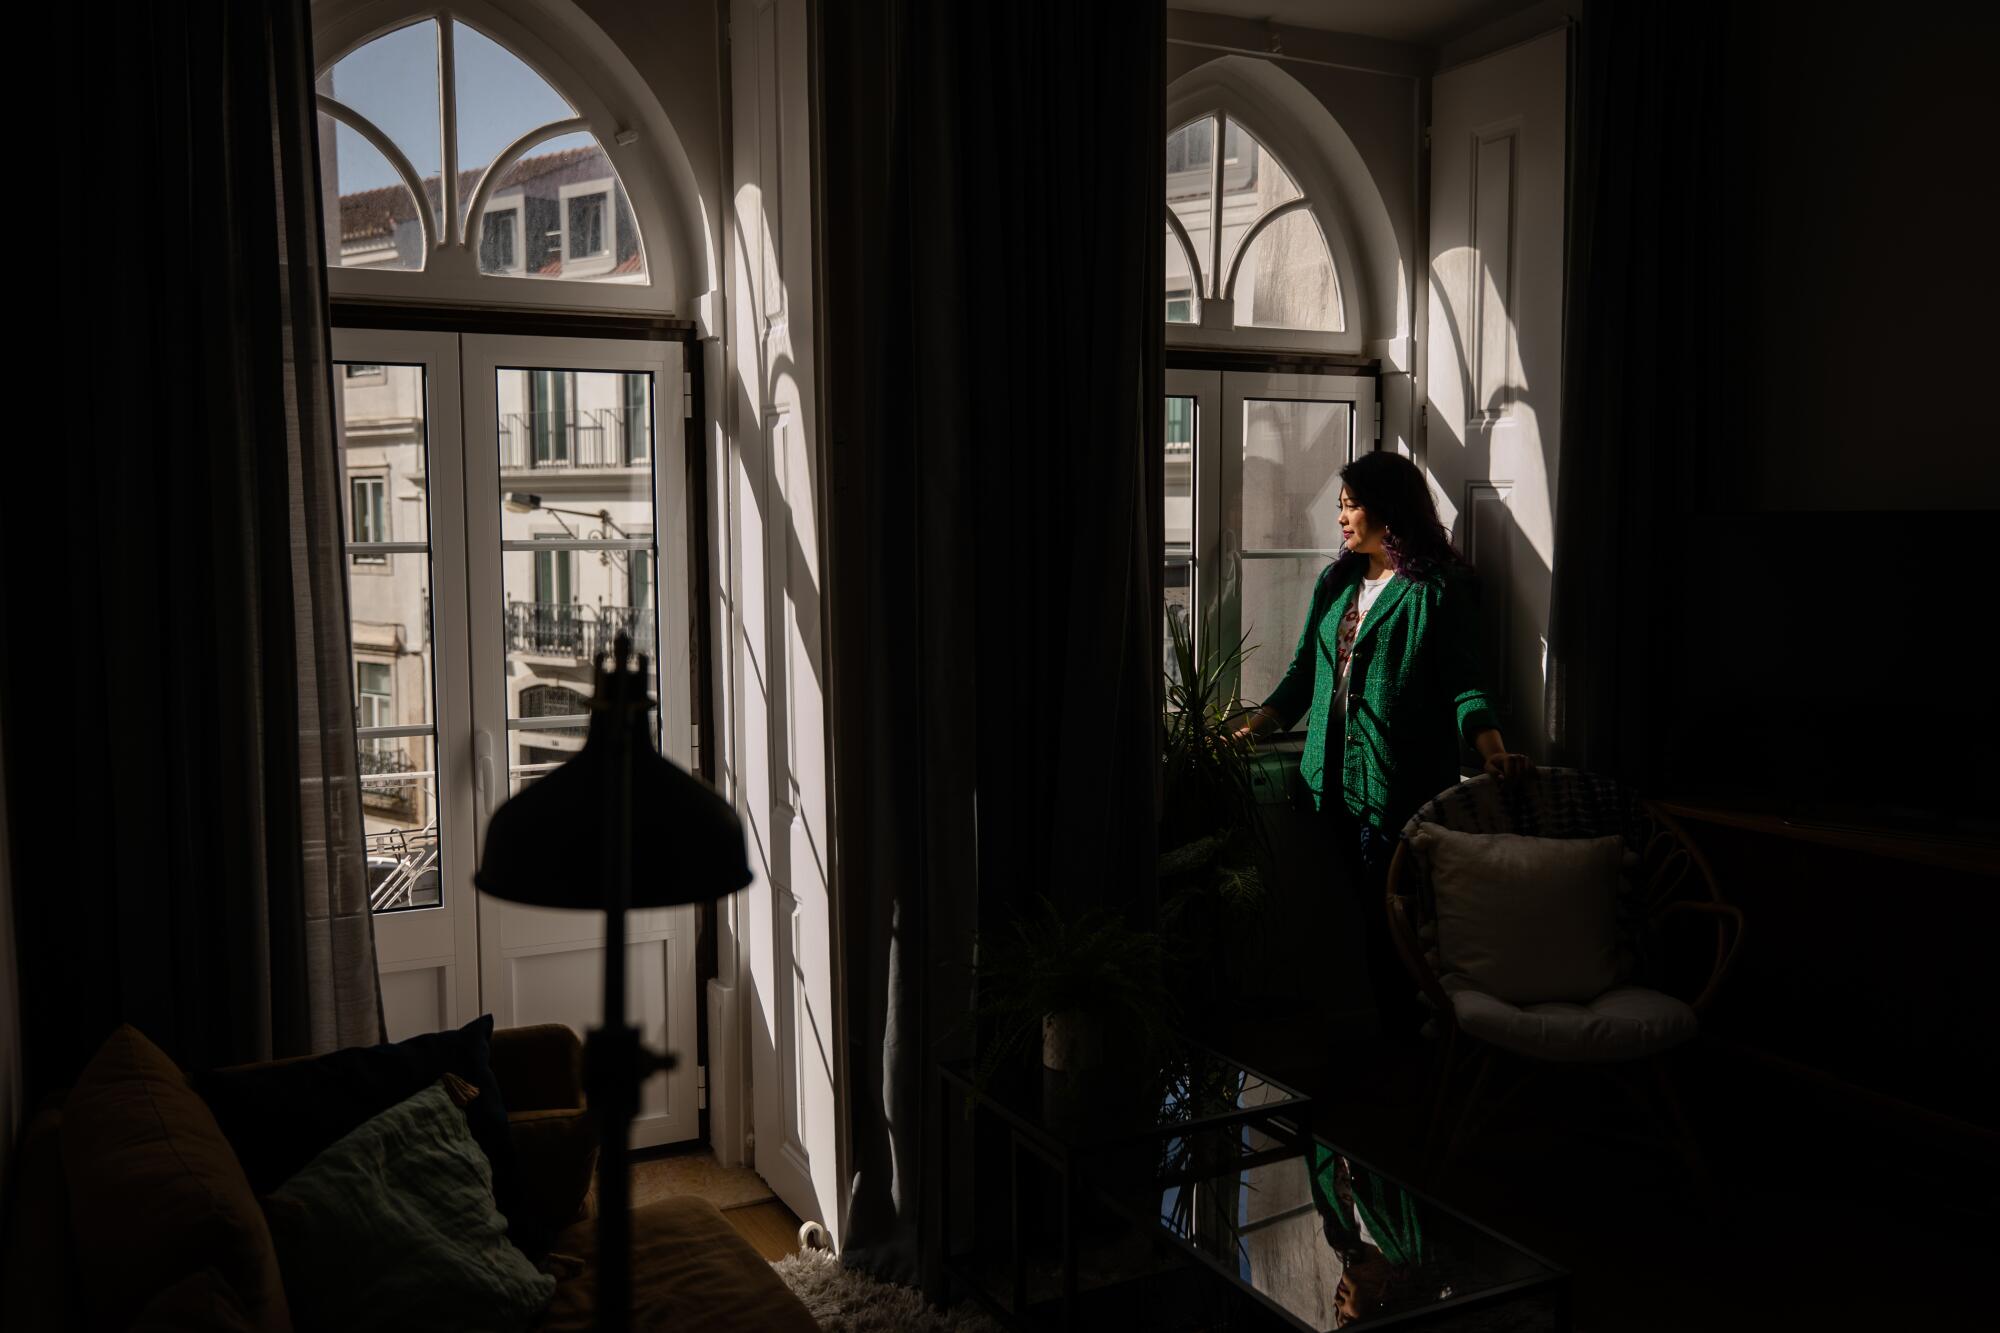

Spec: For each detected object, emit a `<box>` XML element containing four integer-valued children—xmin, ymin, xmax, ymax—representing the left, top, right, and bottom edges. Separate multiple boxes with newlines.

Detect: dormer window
<box><xmin>478</xmin><ymin>201</ymin><xmax>524</xmax><ymax>274</ymax></box>
<box><xmin>560</xmin><ymin>181</ymin><xmax>615</xmax><ymax>277</ymax></box>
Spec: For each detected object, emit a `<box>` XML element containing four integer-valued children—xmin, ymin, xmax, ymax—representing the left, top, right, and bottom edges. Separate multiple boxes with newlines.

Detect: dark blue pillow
<box><xmin>192</xmin><ymin>1015</ymin><xmax>524</xmax><ymax>1245</ymax></box>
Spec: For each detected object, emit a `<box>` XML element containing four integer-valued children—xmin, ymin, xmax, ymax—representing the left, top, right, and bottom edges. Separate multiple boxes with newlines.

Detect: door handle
<box><xmin>474</xmin><ymin>729</ymin><xmax>496</xmax><ymax>821</ymax></box>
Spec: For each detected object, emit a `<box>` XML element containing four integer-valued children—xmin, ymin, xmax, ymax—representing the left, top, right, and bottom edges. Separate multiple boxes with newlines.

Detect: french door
<box><xmin>1166</xmin><ymin>369</ymin><xmax>1377</xmax><ymax>707</ymax></box>
<box><xmin>333</xmin><ymin>328</ymin><xmax>699</xmax><ymax>1148</ymax></box>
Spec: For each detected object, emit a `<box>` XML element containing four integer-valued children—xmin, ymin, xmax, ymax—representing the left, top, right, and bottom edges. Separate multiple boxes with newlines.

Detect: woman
<box><xmin>1231</xmin><ymin>451</ymin><xmax>1529</xmax><ymax>1037</ymax></box>
<box><xmin>1308</xmin><ymin>1143</ymin><xmax>1449</xmax><ymax>1326</ymax></box>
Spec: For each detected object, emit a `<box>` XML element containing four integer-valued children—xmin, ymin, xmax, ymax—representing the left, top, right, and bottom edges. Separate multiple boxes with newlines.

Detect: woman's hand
<box><xmin>1473</xmin><ymin>730</ymin><xmax>1533</xmax><ymax>781</ymax></box>
<box><xmin>1230</xmin><ymin>706</ymin><xmax>1277</xmax><ymax>746</ymax></box>
<box><xmin>1483</xmin><ymin>750</ymin><xmax>1534</xmax><ymax>782</ymax></box>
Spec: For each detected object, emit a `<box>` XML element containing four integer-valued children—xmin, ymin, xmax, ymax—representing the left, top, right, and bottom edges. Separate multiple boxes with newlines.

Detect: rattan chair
<box><xmin>1385</xmin><ymin>767</ymin><xmax>1744</xmax><ymax>1187</ymax></box>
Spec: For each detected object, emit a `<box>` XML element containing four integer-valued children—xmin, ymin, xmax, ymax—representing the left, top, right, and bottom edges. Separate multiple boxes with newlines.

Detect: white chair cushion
<box><xmin>1444</xmin><ymin>976</ymin><xmax>1698</xmax><ymax>1062</ymax></box>
<box><xmin>1407</xmin><ymin>826</ymin><xmax>1625</xmax><ymax>1005</ymax></box>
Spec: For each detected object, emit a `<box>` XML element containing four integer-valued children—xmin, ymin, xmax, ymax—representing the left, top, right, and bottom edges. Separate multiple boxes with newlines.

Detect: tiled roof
<box><xmin>335</xmin><ymin>143</ymin><xmax>611</xmax><ymax>243</ymax></box>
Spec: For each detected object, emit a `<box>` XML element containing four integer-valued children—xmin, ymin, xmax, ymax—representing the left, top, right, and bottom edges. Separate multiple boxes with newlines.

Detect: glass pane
<box><xmin>318</xmin><ymin>120</ymin><xmax>426</xmax><ymax>270</ymax></box>
<box><xmin>496</xmin><ymin>369</ymin><xmax>654</xmax><ymax>497</ymax></box>
<box><xmin>477</xmin><ymin>134</ymin><xmax>647</xmax><ymax>283</ymax></box>
<box><xmin>345</xmin><ymin>555</ymin><xmax>438</xmax><ymax>733</ymax></box>
<box><xmin>324</xmin><ymin>20</ymin><xmax>441</xmax><ymax>186</ymax></box>
<box><xmin>1164</xmin><ymin>562</ymin><xmax>1192</xmax><ymax>688</ymax></box>
<box><xmin>1153</xmin><ymin>1138</ymin><xmax>1559</xmax><ymax>1328</ymax></box>
<box><xmin>453</xmin><ymin>18</ymin><xmax>576</xmax><ymax>230</ymax></box>
<box><xmin>364</xmin><ymin>735</ymin><xmax>442</xmax><ymax>913</ymax></box>
<box><xmin>1165</xmin><ymin>396</ymin><xmax>1195</xmax><ymax>550</ymax></box>
<box><xmin>1234</xmin><ymin>209</ymin><xmax>1343</xmax><ymax>332</ymax></box>
<box><xmin>1166</xmin><ymin>117</ymin><xmax>1214</xmax><ymax>295</ymax></box>
<box><xmin>336</xmin><ymin>360</ymin><xmax>442</xmax><ymax>915</ymax></box>
<box><xmin>497</xmin><ymin>367</ymin><xmax>662</xmax><ymax>730</ymax></box>
<box><xmin>336</xmin><ymin>364</ymin><xmax>430</xmax><ymax>544</ymax></box>
<box><xmin>1241</xmin><ymin>398</ymin><xmax>1351</xmax><ymax>551</ymax></box>
<box><xmin>1240</xmin><ymin>556</ymin><xmax>1329</xmax><ymax>709</ymax></box>
<box><xmin>1165</xmin><ymin>226</ymin><xmax>1197</xmax><ymax>324</ymax></box>
<box><xmin>1225</xmin><ymin>120</ymin><xmax>1299</xmax><ymax>220</ymax></box>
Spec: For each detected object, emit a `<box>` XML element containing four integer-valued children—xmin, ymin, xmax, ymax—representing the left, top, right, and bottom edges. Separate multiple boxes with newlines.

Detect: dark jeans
<box><xmin>1322</xmin><ymin>801</ymin><xmax>1423</xmax><ymax>1041</ymax></box>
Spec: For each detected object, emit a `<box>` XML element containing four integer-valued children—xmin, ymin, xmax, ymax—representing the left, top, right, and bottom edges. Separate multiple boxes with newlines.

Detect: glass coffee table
<box><xmin>939</xmin><ymin>1043</ymin><xmax>1568</xmax><ymax>1331</ymax></box>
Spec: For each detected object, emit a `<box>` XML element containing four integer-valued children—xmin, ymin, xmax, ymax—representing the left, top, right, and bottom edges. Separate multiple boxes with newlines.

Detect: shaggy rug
<box><xmin>770</xmin><ymin>1250</ymin><xmax>1004</xmax><ymax>1333</ymax></box>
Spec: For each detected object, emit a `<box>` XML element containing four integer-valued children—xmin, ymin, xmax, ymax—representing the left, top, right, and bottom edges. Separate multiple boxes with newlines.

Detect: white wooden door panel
<box><xmin>725</xmin><ymin>0</ymin><xmax>842</xmax><ymax>1242</ymax></box>
<box><xmin>1426</xmin><ymin>29</ymin><xmax>1568</xmax><ymax>749</ymax></box>
<box><xmin>459</xmin><ymin>332</ymin><xmax>699</xmax><ymax>1150</ymax></box>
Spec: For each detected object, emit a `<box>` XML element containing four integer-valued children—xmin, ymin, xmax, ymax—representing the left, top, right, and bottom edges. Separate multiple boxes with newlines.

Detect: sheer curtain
<box><xmin>819</xmin><ymin>0</ymin><xmax>1166</xmax><ymax>1288</ymax></box>
<box><xmin>8</xmin><ymin>0</ymin><xmax>381</xmax><ymax>1095</ymax></box>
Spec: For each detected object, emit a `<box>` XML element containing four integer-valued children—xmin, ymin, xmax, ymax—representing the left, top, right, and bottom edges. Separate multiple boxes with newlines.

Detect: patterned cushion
<box><xmin>263</xmin><ymin>1081</ymin><xmax>555</xmax><ymax>1333</ymax></box>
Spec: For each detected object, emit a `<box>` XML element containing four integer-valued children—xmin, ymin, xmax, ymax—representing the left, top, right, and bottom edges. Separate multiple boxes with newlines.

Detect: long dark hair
<box><xmin>1330</xmin><ymin>450</ymin><xmax>1467</xmax><ymax>585</ymax></box>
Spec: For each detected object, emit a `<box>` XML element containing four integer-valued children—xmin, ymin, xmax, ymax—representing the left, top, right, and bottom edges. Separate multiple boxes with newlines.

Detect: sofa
<box><xmin>2</xmin><ymin>1022</ymin><xmax>819</xmax><ymax>1332</ymax></box>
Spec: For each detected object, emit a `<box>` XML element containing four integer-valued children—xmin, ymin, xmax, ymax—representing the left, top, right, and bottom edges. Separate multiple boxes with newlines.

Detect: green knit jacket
<box><xmin>1259</xmin><ymin>560</ymin><xmax>1500</xmax><ymax>833</ymax></box>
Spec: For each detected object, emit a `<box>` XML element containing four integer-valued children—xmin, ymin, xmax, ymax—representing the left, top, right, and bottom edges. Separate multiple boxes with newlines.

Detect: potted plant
<box><xmin>969</xmin><ymin>894</ymin><xmax>1175</xmax><ymax>1092</ymax></box>
<box><xmin>1159</xmin><ymin>606</ymin><xmax>1275</xmax><ymax>1003</ymax></box>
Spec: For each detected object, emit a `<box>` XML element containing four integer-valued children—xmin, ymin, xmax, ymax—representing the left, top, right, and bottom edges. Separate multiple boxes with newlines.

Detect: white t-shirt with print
<box><xmin>1332</xmin><ymin>569</ymin><xmax>1396</xmax><ymax>722</ymax></box>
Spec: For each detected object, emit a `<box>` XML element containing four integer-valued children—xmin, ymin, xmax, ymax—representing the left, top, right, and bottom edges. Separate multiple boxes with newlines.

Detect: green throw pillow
<box><xmin>264</xmin><ymin>1080</ymin><xmax>556</xmax><ymax>1333</ymax></box>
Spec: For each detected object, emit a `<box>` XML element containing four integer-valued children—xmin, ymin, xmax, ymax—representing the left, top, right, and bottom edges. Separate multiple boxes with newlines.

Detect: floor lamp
<box><xmin>476</xmin><ymin>635</ymin><xmax>751</xmax><ymax>1332</ymax></box>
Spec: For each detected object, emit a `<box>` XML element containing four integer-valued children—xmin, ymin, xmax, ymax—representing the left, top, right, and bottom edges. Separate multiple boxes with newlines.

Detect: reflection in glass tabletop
<box><xmin>943</xmin><ymin>1036</ymin><xmax>1311</xmax><ymax>1153</ymax></box>
<box><xmin>1150</xmin><ymin>1126</ymin><xmax>1564</xmax><ymax>1330</ymax></box>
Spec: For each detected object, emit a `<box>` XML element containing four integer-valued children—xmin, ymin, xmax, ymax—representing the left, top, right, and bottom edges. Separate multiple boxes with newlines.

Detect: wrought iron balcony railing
<box><xmin>505</xmin><ymin>601</ymin><xmax>655</xmax><ymax>660</ymax></box>
<box><xmin>498</xmin><ymin>407</ymin><xmax>651</xmax><ymax>471</ymax></box>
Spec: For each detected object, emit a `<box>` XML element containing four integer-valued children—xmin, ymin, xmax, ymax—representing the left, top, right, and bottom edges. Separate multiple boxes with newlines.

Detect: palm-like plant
<box><xmin>1159</xmin><ymin>605</ymin><xmax>1272</xmax><ymax>930</ymax></box>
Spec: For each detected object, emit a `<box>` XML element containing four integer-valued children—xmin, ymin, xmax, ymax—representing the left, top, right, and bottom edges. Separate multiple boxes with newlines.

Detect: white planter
<box><xmin>1041</xmin><ymin>1009</ymin><xmax>1105</xmax><ymax>1072</ymax></box>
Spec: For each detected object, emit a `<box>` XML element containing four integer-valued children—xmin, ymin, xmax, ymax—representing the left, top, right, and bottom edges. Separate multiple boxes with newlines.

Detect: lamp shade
<box><xmin>475</xmin><ymin>705</ymin><xmax>752</xmax><ymax>911</ymax></box>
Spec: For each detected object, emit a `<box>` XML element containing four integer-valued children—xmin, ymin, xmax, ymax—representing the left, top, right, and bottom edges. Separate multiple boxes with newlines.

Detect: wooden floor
<box><xmin>722</xmin><ymin>1198</ymin><xmax>805</xmax><ymax>1261</ymax></box>
<box><xmin>625</xmin><ymin>1143</ymin><xmax>803</xmax><ymax>1262</ymax></box>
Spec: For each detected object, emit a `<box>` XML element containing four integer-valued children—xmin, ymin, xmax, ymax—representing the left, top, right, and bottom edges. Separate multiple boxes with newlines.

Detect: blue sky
<box><xmin>326</xmin><ymin>17</ymin><xmax>578</xmax><ymax>196</ymax></box>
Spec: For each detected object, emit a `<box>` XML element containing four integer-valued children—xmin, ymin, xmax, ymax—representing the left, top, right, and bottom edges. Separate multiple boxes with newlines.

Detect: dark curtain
<box><xmin>820</xmin><ymin>0</ymin><xmax>1165</xmax><ymax>1286</ymax></box>
<box><xmin>6</xmin><ymin>0</ymin><xmax>381</xmax><ymax>1097</ymax></box>
<box><xmin>1544</xmin><ymin>0</ymin><xmax>1753</xmax><ymax>790</ymax></box>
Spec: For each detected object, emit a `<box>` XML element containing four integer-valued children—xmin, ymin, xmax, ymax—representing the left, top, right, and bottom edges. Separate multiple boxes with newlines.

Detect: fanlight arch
<box><xmin>1164</xmin><ymin>113</ymin><xmax>1344</xmax><ymax>335</ymax></box>
<box><xmin>311</xmin><ymin>2</ymin><xmax>707</xmax><ymax>313</ymax></box>
<box><xmin>1167</xmin><ymin>55</ymin><xmax>1409</xmax><ymax>360</ymax></box>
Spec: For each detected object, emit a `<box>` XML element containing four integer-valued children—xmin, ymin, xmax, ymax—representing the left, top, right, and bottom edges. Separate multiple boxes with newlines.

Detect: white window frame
<box><xmin>311</xmin><ymin>2</ymin><xmax>674</xmax><ymax>314</ymax></box>
<box><xmin>476</xmin><ymin>195</ymin><xmax>526</xmax><ymax>275</ymax></box>
<box><xmin>331</xmin><ymin>328</ymin><xmax>480</xmax><ymax>1030</ymax></box>
<box><xmin>1170</xmin><ymin>370</ymin><xmax>1378</xmax><ymax>707</ymax></box>
<box><xmin>1163</xmin><ymin>107</ymin><xmax>1365</xmax><ymax>356</ymax></box>
<box><xmin>558</xmin><ymin>178</ymin><xmax>616</xmax><ymax>277</ymax></box>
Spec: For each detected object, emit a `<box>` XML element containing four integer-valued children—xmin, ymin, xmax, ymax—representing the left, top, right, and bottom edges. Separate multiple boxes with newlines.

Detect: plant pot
<box><xmin>1042</xmin><ymin>1009</ymin><xmax>1105</xmax><ymax>1072</ymax></box>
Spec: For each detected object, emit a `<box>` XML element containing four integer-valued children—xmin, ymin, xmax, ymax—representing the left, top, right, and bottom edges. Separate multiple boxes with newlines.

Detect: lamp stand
<box><xmin>584</xmin><ymin>645</ymin><xmax>672</xmax><ymax>1333</ymax></box>
<box><xmin>477</xmin><ymin>630</ymin><xmax>748</xmax><ymax>1330</ymax></box>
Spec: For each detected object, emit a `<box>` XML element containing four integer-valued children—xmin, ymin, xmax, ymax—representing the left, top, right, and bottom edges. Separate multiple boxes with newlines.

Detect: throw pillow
<box><xmin>192</xmin><ymin>1014</ymin><xmax>524</xmax><ymax>1245</ymax></box>
<box><xmin>264</xmin><ymin>1080</ymin><xmax>557</xmax><ymax>1333</ymax></box>
<box><xmin>1408</xmin><ymin>826</ymin><xmax>1625</xmax><ymax>1005</ymax></box>
<box><xmin>60</xmin><ymin>1025</ymin><xmax>293</xmax><ymax>1333</ymax></box>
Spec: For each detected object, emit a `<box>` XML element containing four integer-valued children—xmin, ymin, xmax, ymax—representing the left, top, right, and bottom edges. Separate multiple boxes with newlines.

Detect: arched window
<box><xmin>316</xmin><ymin>14</ymin><xmax>649</xmax><ymax>288</ymax></box>
<box><xmin>1164</xmin><ymin>114</ymin><xmax>1343</xmax><ymax>334</ymax></box>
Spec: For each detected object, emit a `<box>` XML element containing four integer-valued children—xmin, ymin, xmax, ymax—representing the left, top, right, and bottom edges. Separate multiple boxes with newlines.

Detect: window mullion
<box><xmin>1206</xmin><ymin>114</ymin><xmax>1224</xmax><ymax>299</ymax></box>
<box><xmin>438</xmin><ymin>17</ymin><xmax>460</xmax><ymax>248</ymax></box>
